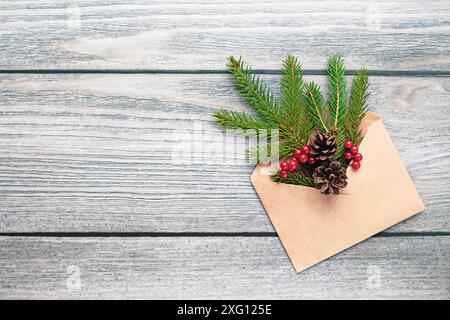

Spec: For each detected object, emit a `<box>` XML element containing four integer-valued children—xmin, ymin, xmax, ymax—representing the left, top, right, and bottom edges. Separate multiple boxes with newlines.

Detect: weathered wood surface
<box><xmin>0</xmin><ymin>0</ymin><xmax>449</xmax><ymax>70</ymax></box>
<box><xmin>1</xmin><ymin>0</ymin><xmax>449</xmax><ymax>300</ymax></box>
<box><xmin>0</xmin><ymin>73</ymin><xmax>449</xmax><ymax>233</ymax></box>
<box><xmin>0</xmin><ymin>236</ymin><xmax>448</xmax><ymax>299</ymax></box>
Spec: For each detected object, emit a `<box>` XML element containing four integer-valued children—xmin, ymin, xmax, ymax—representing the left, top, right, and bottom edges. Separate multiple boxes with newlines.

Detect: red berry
<box><xmin>300</xmin><ymin>145</ymin><xmax>310</xmax><ymax>154</ymax></box>
<box><xmin>307</xmin><ymin>157</ymin><xmax>316</xmax><ymax>165</ymax></box>
<box><xmin>298</xmin><ymin>153</ymin><xmax>308</xmax><ymax>164</ymax></box>
<box><xmin>344</xmin><ymin>140</ymin><xmax>353</xmax><ymax>149</ymax></box>
<box><xmin>351</xmin><ymin>161</ymin><xmax>361</xmax><ymax>170</ymax></box>
<box><xmin>354</xmin><ymin>153</ymin><xmax>363</xmax><ymax>162</ymax></box>
<box><xmin>288</xmin><ymin>158</ymin><xmax>298</xmax><ymax>171</ymax></box>
<box><xmin>280</xmin><ymin>160</ymin><xmax>289</xmax><ymax>171</ymax></box>
<box><xmin>350</xmin><ymin>146</ymin><xmax>359</xmax><ymax>155</ymax></box>
<box><xmin>294</xmin><ymin>149</ymin><xmax>302</xmax><ymax>159</ymax></box>
<box><xmin>280</xmin><ymin>170</ymin><xmax>288</xmax><ymax>179</ymax></box>
<box><xmin>344</xmin><ymin>152</ymin><xmax>353</xmax><ymax>160</ymax></box>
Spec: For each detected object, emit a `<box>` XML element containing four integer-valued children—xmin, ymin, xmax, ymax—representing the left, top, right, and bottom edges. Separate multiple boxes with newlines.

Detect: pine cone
<box><xmin>313</xmin><ymin>161</ymin><xmax>348</xmax><ymax>195</ymax></box>
<box><xmin>309</xmin><ymin>131</ymin><xmax>337</xmax><ymax>161</ymax></box>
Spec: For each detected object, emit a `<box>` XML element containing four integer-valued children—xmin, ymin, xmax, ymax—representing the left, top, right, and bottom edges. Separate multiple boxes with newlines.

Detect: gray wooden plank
<box><xmin>0</xmin><ymin>74</ymin><xmax>449</xmax><ymax>233</ymax></box>
<box><xmin>0</xmin><ymin>236</ymin><xmax>448</xmax><ymax>299</ymax></box>
<box><xmin>0</xmin><ymin>0</ymin><xmax>449</xmax><ymax>70</ymax></box>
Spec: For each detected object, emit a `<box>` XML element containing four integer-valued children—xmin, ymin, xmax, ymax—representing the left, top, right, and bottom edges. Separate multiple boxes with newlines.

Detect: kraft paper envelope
<box><xmin>251</xmin><ymin>112</ymin><xmax>425</xmax><ymax>273</ymax></box>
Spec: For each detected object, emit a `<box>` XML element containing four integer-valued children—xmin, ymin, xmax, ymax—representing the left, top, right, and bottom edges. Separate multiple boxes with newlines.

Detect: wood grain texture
<box><xmin>0</xmin><ymin>0</ymin><xmax>449</xmax><ymax>70</ymax></box>
<box><xmin>0</xmin><ymin>73</ymin><xmax>449</xmax><ymax>233</ymax></box>
<box><xmin>0</xmin><ymin>236</ymin><xmax>448</xmax><ymax>299</ymax></box>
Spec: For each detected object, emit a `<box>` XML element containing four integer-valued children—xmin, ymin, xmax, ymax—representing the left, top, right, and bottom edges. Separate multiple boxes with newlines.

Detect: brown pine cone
<box><xmin>313</xmin><ymin>161</ymin><xmax>348</xmax><ymax>194</ymax></box>
<box><xmin>309</xmin><ymin>131</ymin><xmax>337</xmax><ymax>161</ymax></box>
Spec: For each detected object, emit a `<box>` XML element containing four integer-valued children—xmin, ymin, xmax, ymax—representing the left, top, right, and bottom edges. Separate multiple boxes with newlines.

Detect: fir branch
<box><xmin>227</xmin><ymin>56</ymin><xmax>281</xmax><ymax>124</ymax></box>
<box><xmin>345</xmin><ymin>68</ymin><xmax>369</xmax><ymax>145</ymax></box>
<box><xmin>272</xmin><ymin>170</ymin><xmax>314</xmax><ymax>187</ymax></box>
<box><xmin>327</xmin><ymin>55</ymin><xmax>347</xmax><ymax>130</ymax></box>
<box><xmin>304</xmin><ymin>82</ymin><xmax>328</xmax><ymax>132</ymax></box>
<box><xmin>213</xmin><ymin>108</ymin><xmax>274</xmax><ymax>132</ymax></box>
<box><xmin>281</xmin><ymin>53</ymin><xmax>303</xmax><ymax>120</ymax></box>
<box><xmin>280</xmin><ymin>54</ymin><xmax>313</xmax><ymax>146</ymax></box>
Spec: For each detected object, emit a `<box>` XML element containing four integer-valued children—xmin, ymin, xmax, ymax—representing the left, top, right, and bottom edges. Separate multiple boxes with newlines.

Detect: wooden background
<box><xmin>0</xmin><ymin>0</ymin><xmax>449</xmax><ymax>299</ymax></box>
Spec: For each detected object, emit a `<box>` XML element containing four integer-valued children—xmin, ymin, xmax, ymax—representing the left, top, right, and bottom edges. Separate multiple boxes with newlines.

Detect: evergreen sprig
<box><xmin>226</xmin><ymin>56</ymin><xmax>281</xmax><ymax>125</ymax></box>
<box><xmin>213</xmin><ymin>108</ymin><xmax>274</xmax><ymax>132</ymax></box>
<box><xmin>345</xmin><ymin>68</ymin><xmax>369</xmax><ymax>145</ymax></box>
<box><xmin>327</xmin><ymin>55</ymin><xmax>347</xmax><ymax>158</ymax></box>
<box><xmin>327</xmin><ymin>55</ymin><xmax>347</xmax><ymax>130</ymax></box>
<box><xmin>281</xmin><ymin>54</ymin><xmax>303</xmax><ymax>118</ymax></box>
<box><xmin>280</xmin><ymin>54</ymin><xmax>313</xmax><ymax>146</ymax></box>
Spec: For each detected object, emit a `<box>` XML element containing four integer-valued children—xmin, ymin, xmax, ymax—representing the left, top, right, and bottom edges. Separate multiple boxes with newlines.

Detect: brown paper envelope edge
<box><xmin>251</xmin><ymin>112</ymin><xmax>425</xmax><ymax>273</ymax></box>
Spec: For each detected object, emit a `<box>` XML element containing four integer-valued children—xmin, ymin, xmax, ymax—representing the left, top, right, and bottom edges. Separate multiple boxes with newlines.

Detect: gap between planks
<box><xmin>0</xmin><ymin>69</ymin><xmax>449</xmax><ymax>77</ymax></box>
<box><xmin>0</xmin><ymin>232</ymin><xmax>449</xmax><ymax>238</ymax></box>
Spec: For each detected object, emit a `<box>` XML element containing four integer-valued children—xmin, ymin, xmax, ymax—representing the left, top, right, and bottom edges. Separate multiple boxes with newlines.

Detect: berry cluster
<box><xmin>343</xmin><ymin>140</ymin><xmax>363</xmax><ymax>170</ymax></box>
<box><xmin>279</xmin><ymin>145</ymin><xmax>315</xmax><ymax>179</ymax></box>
